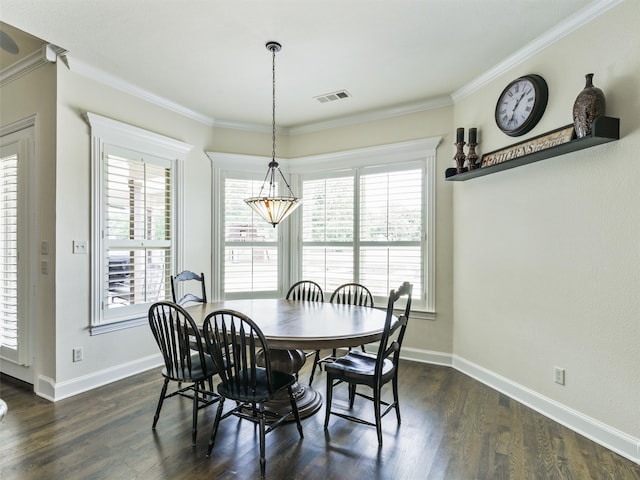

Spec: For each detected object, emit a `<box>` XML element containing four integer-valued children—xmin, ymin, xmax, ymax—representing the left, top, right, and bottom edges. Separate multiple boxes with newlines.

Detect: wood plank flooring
<box><xmin>1</xmin><ymin>359</ymin><xmax>638</xmax><ymax>479</ymax></box>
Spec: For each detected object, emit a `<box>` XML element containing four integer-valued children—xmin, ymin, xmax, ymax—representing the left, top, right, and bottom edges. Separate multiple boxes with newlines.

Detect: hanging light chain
<box><xmin>244</xmin><ymin>41</ymin><xmax>300</xmax><ymax>228</ymax></box>
<box><xmin>271</xmin><ymin>43</ymin><xmax>277</xmax><ymax>163</ymax></box>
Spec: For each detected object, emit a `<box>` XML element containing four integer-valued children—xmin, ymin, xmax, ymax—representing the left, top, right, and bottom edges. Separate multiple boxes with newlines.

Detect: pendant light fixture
<box><xmin>244</xmin><ymin>41</ymin><xmax>301</xmax><ymax>227</ymax></box>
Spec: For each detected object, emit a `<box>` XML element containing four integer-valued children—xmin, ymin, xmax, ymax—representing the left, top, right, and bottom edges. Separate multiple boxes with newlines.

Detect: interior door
<box><xmin>0</xmin><ymin>122</ymin><xmax>35</xmax><ymax>383</ymax></box>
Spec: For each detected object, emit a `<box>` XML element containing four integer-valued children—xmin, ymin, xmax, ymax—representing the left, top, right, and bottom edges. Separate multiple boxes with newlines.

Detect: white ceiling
<box><xmin>1</xmin><ymin>0</ymin><xmax>607</xmax><ymax>129</ymax></box>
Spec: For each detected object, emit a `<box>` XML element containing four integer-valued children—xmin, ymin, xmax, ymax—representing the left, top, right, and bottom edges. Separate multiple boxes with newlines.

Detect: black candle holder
<box><xmin>467</xmin><ymin>141</ymin><xmax>479</xmax><ymax>170</ymax></box>
<box><xmin>454</xmin><ymin>141</ymin><xmax>466</xmax><ymax>174</ymax></box>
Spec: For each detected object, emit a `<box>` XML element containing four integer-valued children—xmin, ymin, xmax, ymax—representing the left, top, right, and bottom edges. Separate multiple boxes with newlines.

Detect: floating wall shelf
<box><xmin>445</xmin><ymin>116</ymin><xmax>620</xmax><ymax>181</ymax></box>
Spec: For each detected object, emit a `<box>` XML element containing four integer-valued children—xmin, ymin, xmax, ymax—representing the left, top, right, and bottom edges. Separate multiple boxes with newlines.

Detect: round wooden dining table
<box><xmin>185</xmin><ymin>298</ymin><xmax>391</xmax><ymax>418</ymax></box>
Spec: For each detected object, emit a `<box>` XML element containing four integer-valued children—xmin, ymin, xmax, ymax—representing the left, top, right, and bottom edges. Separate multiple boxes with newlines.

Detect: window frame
<box><xmin>87</xmin><ymin>113</ymin><xmax>192</xmax><ymax>334</ymax></box>
<box><xmin>290</xmin><ymin>138</ymin><xmax>440</xmax><ymax>312</ymax></box>
<box><xmin>208</xmin><ymin>152</ymin><xmax>293</xmax><ymax>301</ymax></box>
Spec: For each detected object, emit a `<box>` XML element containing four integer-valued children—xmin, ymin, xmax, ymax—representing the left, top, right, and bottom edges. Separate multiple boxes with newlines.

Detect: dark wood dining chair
<box><xmin>330</xmin><ymin>282</ymin><xmax>374</xmax><ymax>308</ymax></box>
<box><xmin>148</xmin><ymin>301</ymin><xmax>221</xmax><ymax>446</ymax></box>
<box><xmin>202</xmin><ymin>309</ymin><xmax>304</xmax><ymax>478</ymax></box>
<box><xmin>323</xmin><ymin>281</ymin><xmax>412</xmax><ymax>446</ymax></box>
<box><xmin>171</xmin><ymin>270</ymin><xmax>207</xmax><ymax>306</ymax></box>
<box><xmin>286</xmin><ymin>280</ymin><xmax>324</xmax><ymax>302</ymax></box>
<box><xmin>286</xmin><ymin>280</ymin><xmax>325</xmax><ymax>385</ymax></box>
<box><xmin>171</xmin><ymin>270</ymin><xmax>208</xmax><ymax>351</ymax></box>
<box><xmin>316</xmin><ymin>283</ymin><xmax>375</xmax><ymax>369</ymax></box>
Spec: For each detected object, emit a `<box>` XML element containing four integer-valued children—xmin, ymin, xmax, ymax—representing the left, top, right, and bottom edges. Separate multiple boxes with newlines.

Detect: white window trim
<box><xmin>86</xmin><ymin>112</ymin><xmax>192</xmax><ymax>334</ymax></box>
<box><xmin>289</xmin><ymin>138</ymin><xmax>441</xmax><ymax>314</ymax></box>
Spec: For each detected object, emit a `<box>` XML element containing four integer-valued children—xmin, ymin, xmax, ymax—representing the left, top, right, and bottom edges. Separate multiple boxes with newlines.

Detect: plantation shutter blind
<box><xmin>223</xmin><ymin>177</ymin><xmax>278</xmax><ymax>294</ymax></box>
<box><xmin>0</xmin><ymin>151</ymin><xmax>18</xmax><ymax>356</ymax></box>
<box><xmin>104</xmin><ymin>148</ymin><xmax>172</xmax><ymax>319</ymax></box>
<box><xmin>301</xmin><ymin>175</ymin><xmax>354</xmax><ymax>293</ymax></box>
<box><xmin>359</xmin><ymin>168</ymin><xmax>423</xmax><ymax>297</ymax></box>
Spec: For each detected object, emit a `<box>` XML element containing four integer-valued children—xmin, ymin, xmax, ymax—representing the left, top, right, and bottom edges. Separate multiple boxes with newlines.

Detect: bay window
<box><xmin>213</xmin><ymin>137</ymin><xmax>438</xmax><ymax>311</ymax></box>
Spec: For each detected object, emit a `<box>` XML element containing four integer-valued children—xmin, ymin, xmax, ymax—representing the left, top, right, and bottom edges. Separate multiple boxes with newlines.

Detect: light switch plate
<box><xmin>73</xmin><ymin>240</ymin><xmax>88</xmax><ymax>254</ymax></box>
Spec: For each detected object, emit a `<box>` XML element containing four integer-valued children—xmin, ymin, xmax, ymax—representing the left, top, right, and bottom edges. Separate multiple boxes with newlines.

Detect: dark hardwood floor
<box><xmin>1</xmin><ymin>358</ymin><xmax>638</xmax><ymax>479</ymax></box>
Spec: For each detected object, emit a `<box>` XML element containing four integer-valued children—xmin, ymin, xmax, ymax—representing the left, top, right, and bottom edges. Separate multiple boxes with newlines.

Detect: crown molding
<box><xmin>67</xmin><ymin>55</ymin><xmax>216</xmax><ymax>126</ymax></box>
<box><xmin>66</xmin><ymin>55</ymin><xmax>294</xmax><ymax>134</ymax></box>
<box><xmin>451</xmin><ymin>0</ymin><xmax>624</xmax><ymax>103</ymax></box>
<box><xmin>0</xmin><ymin>44</ymin><xmax>66</xmax><ymax>87</ymax></box>
<box><xmin>288</xmin><ymin>96</ymin><xmax>453</xmax><ymax>136</ymax></box>
<box><xmin>289</xmin><ymin>136</ymin><xmax>442</xmax><ymax>174</ymax></box>
<box><xmin>213</xmin><ymin>119</ymin><xmax>289</xmax><ymax>135</ymax></box>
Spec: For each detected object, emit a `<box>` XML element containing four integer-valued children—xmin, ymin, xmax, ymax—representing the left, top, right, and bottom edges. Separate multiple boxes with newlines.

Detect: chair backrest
<box><xmin>171</xmin><ymin>270</ymin><xmax>207</xmax><ymax>306</ymax></box>
<box><xmin>376</xmin><ymin>282</ymin><xmax>412</xmax><ymax>377</ymax></box>
<box><xmin>330</xmin><ymin>283</ymin><xmax>374</xmax><ymax>307</ymax></box>
<box><xmin>202</xmin><ymin>309</ymin><xmax>275</xmax><ymax>398</ymax></box>
<box><xmin>148</xmin><ymin>301</ymin><xmax>213</xmax><ymax>380</ymax></box>
<box><xmin>286</xmin><ymin>280</ymin><xmax>324</xmax><ymax>302</ymax></box>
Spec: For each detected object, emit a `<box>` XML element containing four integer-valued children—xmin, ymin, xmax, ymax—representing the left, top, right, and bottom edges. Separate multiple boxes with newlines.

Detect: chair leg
<box><xmin>374</xmin><ymin>387</ymin><xmax>383</xmax><ymax>446</ymax></box>
<box><xmin>308</xmin><ymin>350</ymin><xmax>321</xmax><ymax>386</ymax></box>
<box><xmin>192</xmin><ymin>382</ymin><xmax>200</xmax><ymax>445</ymax></box>
<box><xmin>324</xmin><ymin>376</ymin><xmax>334</xmax><ymax>430</ymax></box>
<box><xmin>348</xmin><ymin>383</ymin><xmax>356</xmax><ymax>408</ymax></box>
<box><xmin>392</xmin><ymin>373</ymin><xmax>401</xmax><ymax>424</ymax></box>
<box><xmin>152</xmin><ymin>378</ymin><xmax>169</xmax><ymax>429</ymax></box>
<box><xmin>288</xmin><ymin>385</ymin><xmax>304</xmax><ymax>438</ymax></box>
<box><xmin>207</xmin><ymin>398</ymin><xmax>225</xmax><ymax>457</ymax></box>
<box><xmin>259</xmin><ymin>403</ymin><xmax>267</xmax><ymax>478</ymax></box>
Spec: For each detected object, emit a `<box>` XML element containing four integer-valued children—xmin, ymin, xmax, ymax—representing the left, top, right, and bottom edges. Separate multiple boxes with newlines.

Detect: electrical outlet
<box><xmin>73</xmin><ymin>347</ymin><xmax>83</xmax><ymax>362</ymax></box>
<box><xmin>554</xmin><ymin>367</ymin><xmax>565</xmax><ymax>385</ymax></box>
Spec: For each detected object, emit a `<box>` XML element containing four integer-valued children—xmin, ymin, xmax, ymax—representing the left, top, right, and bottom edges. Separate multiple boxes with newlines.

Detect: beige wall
<box><xmin>452</xmin><ymin>0</ymin><xmax>639</xmax><ymax>442</ymax></box>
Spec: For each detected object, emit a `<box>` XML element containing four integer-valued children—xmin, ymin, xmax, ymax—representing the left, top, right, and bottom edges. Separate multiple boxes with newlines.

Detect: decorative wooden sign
<box><xmin>481</xmin><ymin>125</ymin><xmax>575</xmax><ymax>168</ymax></box>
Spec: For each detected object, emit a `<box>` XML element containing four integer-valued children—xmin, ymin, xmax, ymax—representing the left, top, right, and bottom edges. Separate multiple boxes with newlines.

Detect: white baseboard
<box><xmin>395</xmin><ymin>348</ymin><xmax>638</xmax><ymax>465</ymax></box>
<box><xmin>35</xmin><ymin>353</ymin><xmax>163</xmax><ymax>402</ymax></box>
<box><xmin>401</xmin><ymin>346</ymin><xmax>453</xmax><ymax>366</ymax></box>
<box><xmin>450</xmin><ymin>355</ymin><xmax>640</xmax><ymax>465</ymax></box>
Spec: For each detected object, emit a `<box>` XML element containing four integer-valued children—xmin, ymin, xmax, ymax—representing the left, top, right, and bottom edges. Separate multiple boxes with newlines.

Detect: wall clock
<box><xmin>495</xmin><ymin>74</ymin><xmax>548</xmax><ymax>137</ymax></box>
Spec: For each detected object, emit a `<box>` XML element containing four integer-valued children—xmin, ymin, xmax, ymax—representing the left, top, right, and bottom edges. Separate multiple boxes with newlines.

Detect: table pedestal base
<box><xmin>263</xmin><ymin>348</ymin><xmax>322</xmax><ymax>419</ymax></box>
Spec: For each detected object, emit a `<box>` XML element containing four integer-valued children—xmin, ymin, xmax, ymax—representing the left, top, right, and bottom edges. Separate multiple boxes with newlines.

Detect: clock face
<box><xmin>495</xmin><ymin>74</ymin><xmax>548</xmax><ymax>137</ymax></box>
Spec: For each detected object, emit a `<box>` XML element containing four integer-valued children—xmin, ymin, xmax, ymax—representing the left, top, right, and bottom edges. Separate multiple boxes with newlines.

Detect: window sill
<box><xmin>90</xmin><ymin>316</ymin><xmax>148</xmax><ymax>335</ymax></box>
<box><xmin>409</xmin><ymin>309</ymin><xmax>435</xmax><ymax>321</ymax></box>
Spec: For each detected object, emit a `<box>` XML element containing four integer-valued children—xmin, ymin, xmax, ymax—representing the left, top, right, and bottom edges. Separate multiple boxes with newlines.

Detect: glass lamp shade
<box><xmin>244</xmin><ymin>196</ymin><xmax>301</xmax><ymax>227</ymax></box>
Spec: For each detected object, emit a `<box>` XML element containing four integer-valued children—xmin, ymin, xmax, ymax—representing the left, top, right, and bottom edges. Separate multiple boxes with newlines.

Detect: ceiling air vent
<box><xmin>314</xmin><ymin>90</ymin><xmax>351</xmax><ymax>104</ymax></box>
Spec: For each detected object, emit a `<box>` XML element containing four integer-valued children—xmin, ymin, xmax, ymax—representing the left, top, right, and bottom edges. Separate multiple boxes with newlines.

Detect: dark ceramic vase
<box><xmin>572</xmin><ymin>73</ymin><xmax>606</xmax><ymax>138</ymax></box>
